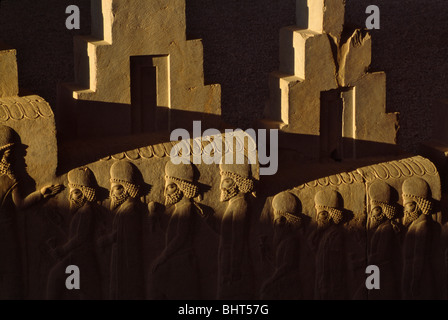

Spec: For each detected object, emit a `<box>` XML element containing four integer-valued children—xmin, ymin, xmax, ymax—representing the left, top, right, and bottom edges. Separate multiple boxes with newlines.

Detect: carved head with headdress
<box><xmin>109</xmin><ymin>161</ymin><xmax>140</xmax><ymax>209</ymax></box>
<box><xmin>219</xmin><ymin>162</ymin><xmax>254</xmax><ymax>202</ymax></box>
<box><xmin>314</xmin><ymin>189</ymin><xmax>343</xmax><ymax>230</ymax></box>
<box><xmin>68</xmin><ymin>167</ymin><xmax>97</xmax><ymax>211</ymax></box>
<box><xmin>368</xmin><ymin>181</ymin><xmax>397</xmax><ymax>230</ymax></box>
<box><xmin>402</xmin><ymin>177</ymin><xmax>433</xmax><ymax>225</ymax></box>
<box><xmin>272</xmin><ymin>191</ymin><xmax>302</xmax><ymax>229</ymax></box>
<box><xmin>0</xmin><ymin>125</ymin><xmax>17</xmax><ymax>179</ymax></box>
<box><xmin>164</xmin><ymin>161</ymin><xmax>198</xmax><ymax>206</ymax></box>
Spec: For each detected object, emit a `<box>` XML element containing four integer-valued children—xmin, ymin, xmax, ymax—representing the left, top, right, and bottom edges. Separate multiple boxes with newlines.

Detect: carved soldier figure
<box><xmin>148</xmin><ymin>161</ymin><xmax>202</xmax><ymax>299</ymax></box>
<box><xmin>311</xmin><ymin>189</ymin><xmax>347</xmax><ymax>300</ymax></box>
<box><xmin>103</xmin><ymin>161</ymin><xmax>146</xmax><ymax>300</ymax></box>
<box><xmin>401</xmin><ymin>177</ymin><xmax>439</xmax><ymax>299</ymax></box>
<box><xmin>366</xmin><ymin>181</ymin><xmax>402</xmax><ymax>300</ymax></box>
<box><xmin>260</xmin><ymin>191</ymin><xmax>305</xmax><ymax>300</ymax></box>
<box><xmin>46</xmin><ymin>167</ymin><xmax>102</xmax><ymax>300</ymax></box>
<box><xmin>215</xmin><ymin>162</ymin><xmax>255</xmax><ymax>300</ymax></box>
<box><xmin>0</xmin><ymin>125</ymin><xmax>62</xmax><ymax>299</ymax></box>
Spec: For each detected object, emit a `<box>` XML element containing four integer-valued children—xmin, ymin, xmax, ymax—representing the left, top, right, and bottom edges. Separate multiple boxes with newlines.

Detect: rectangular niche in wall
<box><xmin>130</xmin><ymin>55</ymin><xmax>170</xmax><ymax>134</ymax></box>
<box><xmin>320</xmin><ymin>89</ymin><xmax>343</xmax><ymax>161</ymax></box>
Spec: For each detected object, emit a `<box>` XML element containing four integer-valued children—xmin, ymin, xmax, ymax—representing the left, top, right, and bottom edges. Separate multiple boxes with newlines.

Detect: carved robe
<box><xmin>0</xmin><ymin>174</ymin><xmax>22</xmax><ymax>299</ymax></box>
<box><xmin>46</xmin><ymin>202</ymin><xmax>102</xmax><ymax>299</ymax></box>
<box><xmin>218</xmin><ymin>194</ymin><xmax>254</xmax><ymax>300</ymax></box>
<box><xmin>109</xmin><ymin>198</ymin><xmax>145</xmax><ymax>300</ymax></box>
<box><xmin>367</xmin><ymin>220</ymin><xmax>402</xmax><ymax>300</ymax></box>
<box><xmin>260</xmin><ymin>224</ymin><xmax>302</xmax><ymax>300</ymax></box>
<box><xmin>402</xmin><ymin>214</ymin><xmax>437</xmax><ymax>300</ymax></box>
<box><xmin>149</xmin><ymin>201</ymin><xmax>201</xmax><ymax>299</ymax></box>
<box><xmin>313</xmin><ymin>224</ymin><xmax>347</xmax><ymax>300</ymax></box>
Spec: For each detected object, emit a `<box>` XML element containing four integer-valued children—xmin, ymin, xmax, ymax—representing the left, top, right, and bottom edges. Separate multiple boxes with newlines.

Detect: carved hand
<box><xmin>41</xmin><ymin>184</ymin><xmax>64</xmax><ymax>198</ymax></box>
<box><xmin>148</xmin><ymin>201</ymin><xmax>157</xmax><ymax>218</ymax></box>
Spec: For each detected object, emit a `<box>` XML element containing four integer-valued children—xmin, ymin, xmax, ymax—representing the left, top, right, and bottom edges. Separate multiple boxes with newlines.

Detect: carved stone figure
<box><xmin>214</xmin><ymin>162</ymin><xmax>255</xmax><ymax>299</ymax></box>
<box><xmin>366</xmin><ymin>181</ymin><xmax>402</xmax><ymax>300</ymax></box>
<box><xmin>148</xmin><ymin>160</ymin><xmax>202</xmax><ymax>299</ymax></box>
<box><xmin>0</xmin><ymin>125</ymin><xmax>62</xmax><ymax>299</ymax></box>
<box><xmin>311</xmin><ymin>189</ymin><xmax>347</xmax><ymax>300</ymax></box>
<box><xmin>401</xmin><ymin>177</ymin><xmax>439</xmax><ymax>299</ymax></box>
<box><xmin>260</xmin><ymin>191</ymin><xmax>304</xmax><ymax>300</ymax></box>
<box><xmin>46</xmin><ymin>167</ymin><xmax>102</xmax><ymax>300</ymax></box>
<box><xmin>102</xmin><ymin>161</ymin><xmax>146</xmax><ymax>300</ymax></box>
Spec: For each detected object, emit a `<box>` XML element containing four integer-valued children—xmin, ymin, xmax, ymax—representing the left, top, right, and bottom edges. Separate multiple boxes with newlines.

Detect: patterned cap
<box><xmin>110</xmin><ymin>161</ymin><xmax>140</xmax><ymax>198</ymax></box>
<box><xmin>315</xmin><ymin>189</ymin><xmax>343</xmax><ymax>224</ymax></box>
<box><xmin>165</xmin><ymin>161</ymin><xmax>198</xmax><ymax>199</ymax></box>
<box><xmin>68</xmin><ymin>167</ymin><xmax>97</xmax><ymax>202</ymax></box>
<box><xmin>165</xmin><ymin>161</ymin><xmax>194</xmax><ymax>183</ymax></box>
<box><xmin>402</xmin><ymin>177</ymin><xmax>433</xmax><ymax>215</ymax></box>
<box><xmin>272</xmin><ymin>191</ymin><xmax>300</xmax><ymax>214</ymax></box>
<box><xmin>0</xmin><ymin>125</ymin><xmax>16</xmax><ymax>151</ymax></box>
<box><xmin>369</xmin><ymin>181</ymin><xmax>396</xmax><ymax>219</ymax></box>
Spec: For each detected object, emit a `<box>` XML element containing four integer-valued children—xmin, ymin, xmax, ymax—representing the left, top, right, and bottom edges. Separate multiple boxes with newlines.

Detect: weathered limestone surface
<box><xmin>0</xmin><ymin>96</ymin><xmax>58</xmax><ymax>186</ymax></box>
<box><xmin>0</xmin><ymin>46</ymin><xmax>57</xmax><ymax>186</ymax></box>
<box><xmin>260</xmin><ymin>155</ymin><xmax>445</xmax><ymax>300</ymax></box>
<box><xmin>342</xmin><ymin>72</ymin><xmax>398</xmax><ymax>145</ymax></box>
<box><xmin>0</xmin><ymin>44</ymin><xmax>19</xmax><ymax>98</ymax></box>
<box><xmin>301</xmin><ymin>0</ymin><xmax>345</xmax><ymax>43</ymax></box>
<box><xmin>279</xmin><ymin>28</ymin><xmax>337</xmax><ymax>87</ymax></box>
<box><xmin>420</xmin><ymin>99</ymin><xmax>448</xmax><ymax>189</ymax></box>
<box><xmin>337</xmin><ymin>30</ymin><xmax>372</xmax><ymax>87</ymax></box>
<box><xmin>1</xmin><ymin>0</ymin><xmax>447</xmax><ymax>302</ymax></box>
<box><xmin>262</xmin><ymin>0</ymin><xmax>398</xmax><ymax>159</ymax></box>
<box><xmin>59</xmin><ymin>0</ymin><xmax>221</xmax><ymax>139</ymax></box>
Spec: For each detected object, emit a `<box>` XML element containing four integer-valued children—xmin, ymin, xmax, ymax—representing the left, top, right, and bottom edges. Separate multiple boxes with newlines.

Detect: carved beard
<box><xmin>110</xmin><ymin>191</ymin><xmax>129</xmax><ymax>210</ymax></box>
<box><xmin>403</xmin><ymin>207</ymin><xmax>421</xmax><ymax>226</ymax></box>
<box><xmin>220</xmin><ymin>184</ymin><xmax>239</xmax><ymax>202</ymax></box>
<box><xmin>165</xmin><ymin>188</ymin><xmax>183</xmax><ymax>206</ymax></box>
<box><xmin>317</xmin><ymin>217</ymin><xmax>331</xmax><ymax>231</ymax></box>
<box><xmin>368</xmin><ymin>213</ymin><xmax>385</xmax><ymax>231</ymax></box>
<box><xmin>70</xmin><ymin>195</ymin><xmax>86</xmax><ymax>212</ymax></box>
<box><xmin>0</xmin><ymin>155</ymin><xmax>13</xmax><ymax>179</ymax></box>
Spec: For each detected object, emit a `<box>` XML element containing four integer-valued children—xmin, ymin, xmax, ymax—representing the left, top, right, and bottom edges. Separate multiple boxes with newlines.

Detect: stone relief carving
<box><xmin>259</xmin><ymin>155</ymin><xmax>445</xmax><ymax>300</ymax></box>
<box><xmin>0</xmin><ymin>125</ymin><xmax>62</xmax><ymax>299</ymax></box>
<box><xmin>101</xmin><ymin>161</ymin><xmax>147</xmax><ymax>300</ymax></box>
<box><xmin>260</xmin><ymin>191</ymin><xmax>306</xmax><ymax>300</ymax></box>
<box><xmin>1</xmin><ymin>117</ymin><xmax>447</xmax><ymax>300</ymax></box>
<box><xmin>401</xmin><ymin>177</ymin><xmax>443</xmax><ymax>299</ymax></box>
<box><xmin>366</xmin><ymin>181</ymin><xmax>402</xmax><ymax>300</ymax></box>
<box><xmin>311</xmin><ymin>189</ymin><xmax>348</xmax><ymax>300</ymax></box>
<box><xmin>0</xmin><ymin>114</ymin><xmax>447</xmax><ymax>300</ymax></box>
<box><xmin>148</xmin><ymin>161</ymin><xmax>203</xmax><ymax>299</ymax></box>
<box><xmin>202</xmin><ymin>162</ymin><xmax>256</xmax><ymax>300</ymax></box>
<box><xmin>0</xmin><ymin>96</ymin><xmax>53</xmax><ymax>121</ymax></box>
<box><xmin>46</xmin><ymin>167</ymin><xmax>102</xmax><ymax>300</ymax></box>
<box><xmin>1</xmin><ymin>0</ymin><xmax>448</xmax><ymax>302</ymax></box>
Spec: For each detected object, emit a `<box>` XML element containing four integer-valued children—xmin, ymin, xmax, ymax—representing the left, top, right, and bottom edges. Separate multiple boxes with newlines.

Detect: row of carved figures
<box><xmin>0</xmin><ymin>123</ymin><xmax>260</xmax><ymax>299</ymax></box>
<box><xmin>262</xmin><ymin>177</ymin><xmax>446</xmax><ymax>300</ymax></box>
<box><xmin>0</xmin><ymin>123</ymin><xmax>446</xmax><ymax>300</ymax></box>
<box><xmin>51</xmin><ymin>159</ymin><xmax>258</xmax><ymax>300</ymax></box>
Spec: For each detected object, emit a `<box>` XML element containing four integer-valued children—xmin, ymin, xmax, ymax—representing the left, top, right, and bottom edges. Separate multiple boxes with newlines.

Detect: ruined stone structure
<box><xmin>260</xmin><ymin>0</ymin><xmax>398</xmax><ymax>160</ymax></box>
<box><xmin>0</xmin><ymin>0</ymin><xmax>447</xmax><ymax>300</ymax></box>
<box><xmin>58</xmin><ymin>0</ymin><xmax>221</xmax><ymax>139</ymax></box>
